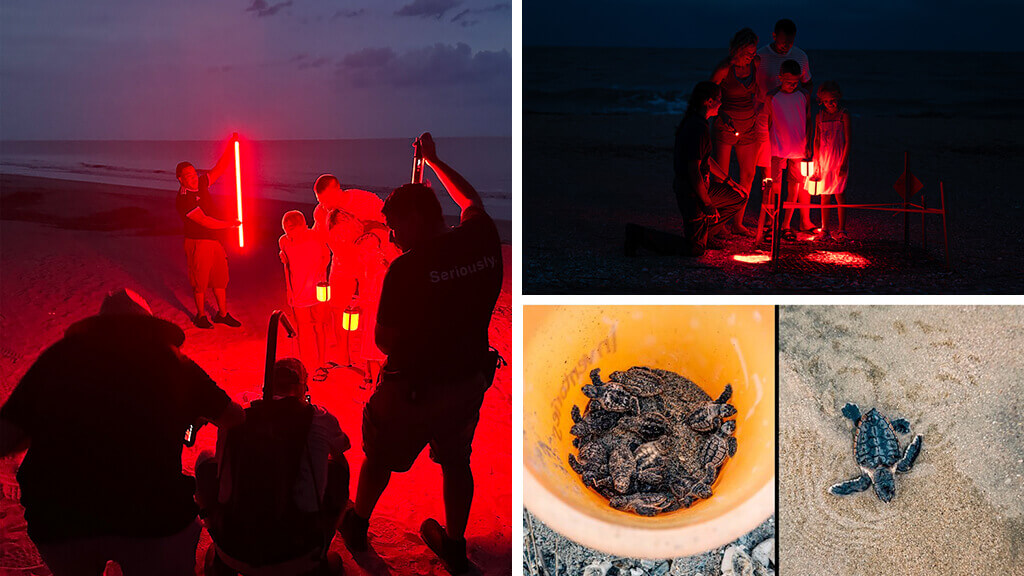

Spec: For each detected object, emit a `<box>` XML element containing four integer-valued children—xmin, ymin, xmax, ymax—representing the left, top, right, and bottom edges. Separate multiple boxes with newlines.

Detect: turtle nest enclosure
<box><xmin>567</xmin><ymin>366</ymin><xmax>738</xmax><ymax>516</ymax></box>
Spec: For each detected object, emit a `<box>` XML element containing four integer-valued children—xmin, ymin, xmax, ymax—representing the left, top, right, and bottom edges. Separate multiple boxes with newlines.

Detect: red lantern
<box><xmin>316</xmin><ymin>281</ymin><xmax>331</xmax><ymax>303</ymax></box>
<box><xmin>342</xmin><ymin>305</ymin><xmax>361</xmax><ymax>331</ymax></box>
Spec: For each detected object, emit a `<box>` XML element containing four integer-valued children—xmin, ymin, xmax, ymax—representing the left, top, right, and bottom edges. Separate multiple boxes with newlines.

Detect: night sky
<box><xmin>1</xmin><ymin>0</ymin><xmax>511</xmax><ymax>140</ymax></box>
<box><xmin>525</xmin><ymin>0</ymin><xmax>1022</xmax><ymax>52</ymax></box>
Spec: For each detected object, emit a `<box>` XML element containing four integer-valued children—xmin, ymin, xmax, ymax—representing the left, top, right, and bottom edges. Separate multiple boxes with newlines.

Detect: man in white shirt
<box><xmin>756</xmin><ymin>19</ymin><xmax>812</xmax><ymax>94</ymax></box>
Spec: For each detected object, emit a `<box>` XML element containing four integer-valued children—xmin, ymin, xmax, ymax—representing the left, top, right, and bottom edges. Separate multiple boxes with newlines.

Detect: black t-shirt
<box><xmin>673</xmin><ymin>115</ymin><xmax>711</xmax><ymax>198</ymax></box>
<box><xmin>0</xmin><ymin>315</ymin><xmax>231</xmax><ymax>542</ymax></box>
<box><xmin>176</xmin><ymin>174</ymin><xmax>225</xmax><ymax>241</ymax></box>
<box><xmin>376</xmin><ymin>205</ymin><xmax>503</xmax><ymax>380</ymax></box>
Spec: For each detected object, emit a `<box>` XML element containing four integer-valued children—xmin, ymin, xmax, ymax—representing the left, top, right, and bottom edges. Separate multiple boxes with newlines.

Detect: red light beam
<box><xmin>233</xmin><ymin>134</ymin><xmax>244</xmax><ymax>248</ymax></box>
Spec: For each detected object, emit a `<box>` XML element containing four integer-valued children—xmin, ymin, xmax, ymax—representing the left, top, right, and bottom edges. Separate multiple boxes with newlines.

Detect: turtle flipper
<box><xmin>841</xmin><ymin>403</ymin><xmax>862</xmax><ymax>422</ymax></box>
<box><xmin>727</xmin><ymin>436</ymin><xmax>737</xmax><ymax>457</ymax></box>
<box><xmin>829</xmin><ymin>473</ymin><xmax>872</xmax><ymax>496</ymax></box>
<box><xmin>896</xmin><ymin>435</ymin><xmax>923</xmax><ymax>473</ymax></box>
<box><xmin>571</xmin><ymin>405</ymin><xmax>582</xmax><ymax>423</ymax></box>
<box><xmin>568</xmin><ymin>454</ymin><xmax>584</xmax><ymax>475</ymax></box>
<box><xmin>589</xmin><ymin>368</ymin><xmax>603</xmax><ymax>386</ymax></box>
<box><xmin>581</xmin><ymin>384</ymin><xmax>602</xmax><ymax>398</ymax></box>
<box><xmin>715</xmin><ymin>384</ymin><xmax>733</xmax><ymax>404</ymax></box>
<box><xmin>891</xmin><ymin>418</ymin><xmax>911</xmax><ymax>434</ymax></box>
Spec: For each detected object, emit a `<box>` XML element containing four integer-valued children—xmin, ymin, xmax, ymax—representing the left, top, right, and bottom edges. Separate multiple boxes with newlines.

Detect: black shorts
<box><xmin>362</xmin><ymin>371</ymin><xmax>490</xmax><ymax>472</ymax></box>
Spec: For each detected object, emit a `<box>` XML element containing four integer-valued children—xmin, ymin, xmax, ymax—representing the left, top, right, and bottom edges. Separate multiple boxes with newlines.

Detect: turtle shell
<box><xmin>854</xmin><ymin>409</ymin><xmax>901</xmax><ymax>469</ymax></box>
<box><xmin>698</xmin><ymin>434</ymin><xmax>731</xmax><ymax>470</ymax></box>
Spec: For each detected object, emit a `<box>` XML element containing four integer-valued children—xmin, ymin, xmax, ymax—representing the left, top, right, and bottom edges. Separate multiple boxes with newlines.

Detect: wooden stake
<box><xmin>903</xmin><ymin>151</ymin><xmax>910</xmax><ymax>249</ymax></box>
<box><xmin>940</xmin><ymin>181</ymin><xmax>951</xmax><ymax>269</ymax></box>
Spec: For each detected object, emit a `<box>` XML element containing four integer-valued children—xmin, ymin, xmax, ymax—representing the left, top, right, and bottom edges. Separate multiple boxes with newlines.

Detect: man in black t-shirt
<box><xmin>0</xmin><ymin>288</ymin><xmax>245</xmax><ymax>576</ymax></box>
<box><xmin>625</xmin><ymin>81</ymin><xmax>747</xmax><ymax>257</ymax></box>
<box><xmin>175</xmin><ymin>141</ymin><xmax>242</xmax><ymax>329</ymax></box>
<box><xmin>339</xmin><ymin>133</ymin><xmax>502</xmax><ymax>574</ymax></box>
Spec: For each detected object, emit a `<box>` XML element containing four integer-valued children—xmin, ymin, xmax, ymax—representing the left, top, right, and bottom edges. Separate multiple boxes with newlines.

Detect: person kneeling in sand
<box><xmin>197</xmin><ymin>358</ymin><xmax>350</xmax><ymax>575</ymax></box>
<box><xmin>175</xmin><ymin>143</ymin><xmax>242</xmax><ymax>329</ymax></box>
<box><xmin>280</xmin><ymin>211</ymin><xmax>332</xmax><ymax>381</ymax></box>
<box><xmin>625</xmin><ymin>81</ymin><xmax>747</xmax><ymax>257</ymax></box>
<box><xmin>0</xmin><ymin>288</ymin><xmax>245</xmax><ymax>576</ymax></box>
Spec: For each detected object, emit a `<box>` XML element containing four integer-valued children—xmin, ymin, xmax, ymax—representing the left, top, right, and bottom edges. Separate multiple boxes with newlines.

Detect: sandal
<box><xmin>313</xmin><ymin>367</ymin><xmax>330</xmax><ymax>382</ymax></box>
<box><xmin>781</xmin><ymin>230</ymin><xmax>797</xmax><ymax>241</ymax></box>
<box><xmin>324</xmin><ymin>361</ymin><xmax>340</xmax><ymax>369</ymax></box>
<box><xmin>832</xmin><ymin>231</ymin><xmax>849</xmax><ymax>242</ymax></box>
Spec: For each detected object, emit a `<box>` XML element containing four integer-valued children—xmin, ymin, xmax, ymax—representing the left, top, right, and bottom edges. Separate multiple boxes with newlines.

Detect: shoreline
<box><xmin>0</xmin><ymin>173</ymin><xmax>512</xmax><ymax>244</ymax></box>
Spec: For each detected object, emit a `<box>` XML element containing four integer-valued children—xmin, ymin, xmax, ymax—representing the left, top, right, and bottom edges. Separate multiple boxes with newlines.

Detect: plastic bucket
<box><xmin>524</xmin><ymin>305</ymin><xmax>775</xmax><ymax>558</ymax></box>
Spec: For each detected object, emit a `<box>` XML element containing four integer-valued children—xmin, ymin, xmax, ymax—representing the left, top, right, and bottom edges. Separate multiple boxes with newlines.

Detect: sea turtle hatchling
<box><xmin>697</xmin><ymin>419</ymin><xmax>737</xmax><ymax>473</ymax></box>
<box><xmin>570</xmin><ymin>403</ymin><xmax>623</xmax><ymax>438</ymax></box>
<box><xmin>684</xmin><ymin>384</ymin><xmax>737</xmax><ymax>432</ymax></box>
<box><xmin>609</xmin><ymin>492</ymin><xmax>681</xmax><ymax>516</ymax></box>
<box><xmin>829</xmin><ymin>403</ymin><xmax>923</xmax><ymax>503</ymax></box>
<box><xmin>581</xmin><ymin>381</ymin><xmax>640</xmax><ymax>414</ymax></box>
<box><xmin>608</xmin><ymin>366</ymin><xmax>665</xmax><ymax>397</ymax></box>
<box><xmin>568</xmin><ymin>437</ymin><xmax>610</xmax><ymax>488</ymax></box>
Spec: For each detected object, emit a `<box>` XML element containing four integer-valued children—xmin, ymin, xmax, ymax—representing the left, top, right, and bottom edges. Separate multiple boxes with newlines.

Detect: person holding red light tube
<box><xmin>339</xmin><ymin>133</ymin><xmax>502</xmax><ymax>575</ymax></box>
<box><xmin>175</xmin><ymin>140</ymin><xmax>242</xmax><ymax>329</ymax></box>
<box><xmin>0</xmin><ymin>288</ymin><xmax>244</xmax><ymax>576</ymax></box>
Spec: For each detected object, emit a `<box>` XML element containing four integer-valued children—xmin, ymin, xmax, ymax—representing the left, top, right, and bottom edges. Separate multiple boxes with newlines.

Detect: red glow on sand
<box><xmin>234</xmin><ymin>139</ymin><xmax>244</xmax><ymax>248</ymax></box>
<box><xmin>805</xmin><ymin>250</ymin><xmax>870</xmax><ymax>268</ymax></box>
<box><xmin>733</xmin><ymin>254</ymin><xmax>772</xmax><ymax>264</ymax></box>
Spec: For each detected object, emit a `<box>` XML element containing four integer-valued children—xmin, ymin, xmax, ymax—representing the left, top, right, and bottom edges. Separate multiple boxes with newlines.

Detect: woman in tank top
<box><xmin>710</xmin><ymin>28</ymin><xmax>765</xmax><ymax>237</ymax></box>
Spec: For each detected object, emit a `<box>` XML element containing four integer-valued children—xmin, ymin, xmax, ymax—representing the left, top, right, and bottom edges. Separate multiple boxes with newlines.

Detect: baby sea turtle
<box><xmin>634</xmin><ymin>438</ymin><xmax>672</xmax><ymax>485</ymax></box>
<box><xmin>829</xmin><ymin>403</ymin><xmax>923</xmax><ymax>503</ymax></box>
<box><xmin>614</xmin><ymin>412</ymin><xmax>669</xmax><ymax>440</ymax></box>
<box><xmin>570</xmin><ymin>403</ymin><xmax>622</xmax><ymax>437</ymax></box>
<box><xmin>685</xmin><ymin>384</ymin><xmax>737</xmax><ymax>432</ymax></box>
<box><xmin>581</xmin><ymin>381</ymin><xmax>640</xmax><ymax>414</ymax></box>
<box><xmin>669</xmin><ymin>474</ymin><xmax>713</xmax><ymax>508</ymax></box>
<box><xmin>608</xmin><ymin>366</ymin><xmax>665</xmax><ymax>397</ymax></box>
<box><xmin>698</xmin><ymin>419</ymin><xmax>737</xmax><ymax>473</ymax></box>
<box><xmin>568</xmin><ymin>438</ymin><xmax>610</xmax><ymax>488</ymax></box>
<box><xmin>609</xmin><ymin>492</ymin><xmax>680</xmax><ymax>516</ymax></box>
<box><xmin>607</xmin><ymin>440</ymin><xmax>637</xmax><ymax>494</ymax></box>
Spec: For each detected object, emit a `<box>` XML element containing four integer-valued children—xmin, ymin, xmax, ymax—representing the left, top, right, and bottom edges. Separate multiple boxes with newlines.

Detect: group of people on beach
<box><xmin>627</xmin><ymin>18</ymin><xmax>851</xmax><ymax>257</ymax></box>
<box><xmin>0</xmin><ymin>133</ymin><xmax>504</xmax><ymax>575</ymax></box>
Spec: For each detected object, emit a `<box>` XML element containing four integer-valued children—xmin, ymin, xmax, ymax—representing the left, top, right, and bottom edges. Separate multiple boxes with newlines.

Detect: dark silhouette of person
<box><xmin>0</xmin><ymin>288</ymin><xmax>244</xmax><ymax>576</ymax></box>
<box><xmin>175</xmin><ymin>140</ymin><xmax>242</xmax><ymax>329</ymax></box>
<box><xmin>197</xmin><ymin>358</ymin><xmax>350</xmax><ymax>575</ymax></box>
<box><xmin>625</xmin><ymin>81</ymin><xmax>747</xmax><ymax>256</ymax></box>
<box><xmin>339</xmin><ymin>132</ymin><xmax>502</xmax><ymax>575</ymax></box>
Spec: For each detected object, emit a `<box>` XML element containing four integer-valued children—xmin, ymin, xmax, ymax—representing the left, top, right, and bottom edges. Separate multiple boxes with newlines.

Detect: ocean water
<box><xmin>0</xmin><ymin>138</ymin><xmax>512</xmax><ymax>220</ymax></box>
<box><xmin>525</xmin><ymin>47</ymin><xmax>1024</xmax><ymax>119</ymax></box>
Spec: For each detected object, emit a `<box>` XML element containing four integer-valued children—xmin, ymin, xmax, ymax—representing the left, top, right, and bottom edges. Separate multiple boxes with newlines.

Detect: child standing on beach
<box><xmin>354</xmin><ymin>230</ymin><xmax>391</xmax><ymax>386</ymax></box>
<box><xmin>279</xmin><ymin>211</ymin><xmax>332</xmax><ymax>380</ymax></box>
<box><xmin>766</xmin><ymin>59</ymin><xmax>815</xmax><ymax>240</ymax></box>
<box><xmin>812</xmin><ymin>81</ymin><xmax>851</xmax><ymax>241</ymax></box>
<box><xmin>326</xmin><ymin>209</ymin><xmax>365</xmax><ymax>368</ymax></box>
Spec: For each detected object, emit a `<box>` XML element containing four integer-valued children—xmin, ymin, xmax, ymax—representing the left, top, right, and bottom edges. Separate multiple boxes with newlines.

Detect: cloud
<box><xmin>246</xmin><ymin>0</ymin><xmax>293</xmax><ymax>17</ymax></box>
<box><xmin>450</xmin><ymin>3</ymin><xmax>510</xmax><ymax>27</ymax></box>
<box><xmin>332</xmin><ymin>8</ymin><xmax>366</xmax><ymax>20</ymax></box>
<box><xmin>337</xmin><ymin>42</ymin><xmax>510</xmax><ymax>88</ymax></box>
<box><xmin>394</xmin><ymin>0</ymin><xmax>461</xmax><ymax>19</ymax></box>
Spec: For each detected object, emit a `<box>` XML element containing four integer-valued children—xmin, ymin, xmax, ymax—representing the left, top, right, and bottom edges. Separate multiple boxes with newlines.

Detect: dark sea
<box><xmin>0</xmin><ymin>138</ymin><xmax>512</xmax><ymax>220</ymax></box>
<box><xmin>525</xmin><ymin>46</ymin><xmax>1024</xmax><ymax>120</ymax></box>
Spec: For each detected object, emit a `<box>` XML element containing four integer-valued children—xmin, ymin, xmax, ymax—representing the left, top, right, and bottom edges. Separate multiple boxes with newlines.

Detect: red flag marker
<box><xmin>233</xmin><ymin>133</ymin><xmax>244</xmax><ymax>248</ymax></box>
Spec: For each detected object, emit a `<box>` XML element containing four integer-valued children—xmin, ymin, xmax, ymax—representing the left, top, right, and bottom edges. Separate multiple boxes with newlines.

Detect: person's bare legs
<box><xmin>193</xmin><ymin>290</ymin><xmax>206</xmax><ymax>318</ymax></box>
<box><xmin>820</xmin><ymin>194</ymin><xmax>831</xmax><ymax>233</ymax></box>
<box><xmin>354</xmin><ymin>457</ymin><xmax>392</xmax><ymax>520</ymax></box>
<box><xmin>731</xmin><ymin>141</ymin><xmax>759</xmax><ymax>234</ymax></box>
<box><xmin>441</xmin><ymin>462</ymin><xmax>474</xmax><ymax>540</ymax></box>
<box><xmin>212</xmin><ymin>288</ymin><xmax>227</xmax><ymax>316</ymax></box>
<box><xmin>799</xmin><ymin>188</ymin><xmax>815</xmax><ymax>230</ymax></box>
<box><xmin>781</xmin><ymin>178</ymin><xmax>799</xmax><ymax>229</ymax></box>
<box><xmin>313</xmin><ymin>322</ymin><xmax>327</xmax><ymax>367</ymax></box>
<box><xmin>332</xmin><ymin>310</ymin><xmax>351</xmax><ymax>366</ymax></box>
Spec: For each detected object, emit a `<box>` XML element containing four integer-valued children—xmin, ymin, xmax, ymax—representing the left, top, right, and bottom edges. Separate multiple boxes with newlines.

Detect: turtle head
<box><xmin>719</xmin><ymin>404</ymin><xmax>738</xmax><ymax>418</ymax></box>
<box><xmin>720</xmin><ymin>419</ymin><xmax>737</xmax><ymax>435</ymax></box>
<box><xmin>581</xmin><ymin>384</ymin><xmax>602</xmax><ymax>399</ymax></box>
<box><xmin>601</xmin><ymin>384</ymin><xmax>634</xmax><ymax>412</ymax></box>
<box><xmin>873</xmin><ymin>468</ymin><xmax>896</xmax><ymax>503</ymax></box>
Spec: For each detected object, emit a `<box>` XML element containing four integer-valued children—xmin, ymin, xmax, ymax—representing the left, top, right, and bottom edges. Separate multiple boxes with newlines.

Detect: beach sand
<box><xmin>524</xmin><ymin>49</ymin><xmax>1024</xmax><ymax>294</ymax></box>
<box><xmin>0</xmin><ymin>173</ymin><xmax>512</xmax><ymax>575</ymax></box>
<box><xmin>779</xmin><ymin>306</ymin><xmax>1024</xmax><ymax>575</ymax></box>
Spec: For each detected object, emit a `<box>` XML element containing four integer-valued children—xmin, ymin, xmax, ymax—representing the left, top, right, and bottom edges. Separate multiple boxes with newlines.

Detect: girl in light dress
<box><xmin>811</xmin><ymin>81</ymin><xmax>851</xmax><ymax>241</ymax></box>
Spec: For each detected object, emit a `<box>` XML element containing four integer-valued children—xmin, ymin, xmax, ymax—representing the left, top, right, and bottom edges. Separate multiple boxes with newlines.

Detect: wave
<box><xmin>525</xmin><ymin>87</ymin><xmax>689</xmax><ymax>116</ymax></box>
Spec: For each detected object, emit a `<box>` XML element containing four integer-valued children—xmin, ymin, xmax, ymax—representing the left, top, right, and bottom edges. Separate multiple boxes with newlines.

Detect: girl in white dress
<box><xmin>812</xmin><ymin>81</ymin><xmax>851</xmax><ymax>240</ymax></box>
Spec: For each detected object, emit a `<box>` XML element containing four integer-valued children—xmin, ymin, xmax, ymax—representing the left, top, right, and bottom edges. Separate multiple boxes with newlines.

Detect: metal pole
<box><xmin>903</xmin><ymin>151</ymin><xmax>910</xmax><ymax>248</ymax></box>
<box><xmin>921</xmin><ymin>193</ymin><xmax>927</xmax><ymax>251</ymax></box>
<box><xmin>771</xmin><ymin>182</ymin><xmax>783</xmax><ymax>271</ymax></box>
<box><xmin>264</xmin><ymin>310</ymin><xmax>296</xmax><ymax>399</ymax></box>
<box><xmin>940</xmin><ymin>182</ymin><xmax>951</xmax><ymax>270</ymax></box>
<box><xmin>411</xmin><ymin>137</ymin><xmax>424</xmax><ymax>184</ymax></box>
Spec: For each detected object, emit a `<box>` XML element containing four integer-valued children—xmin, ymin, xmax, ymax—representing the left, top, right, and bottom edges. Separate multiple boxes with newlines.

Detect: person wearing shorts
<box><xmin>280</xmin><ymin>211</ymin><xmax>331</xmax><ymax>379</ymax></box>
<box><xmin>339</xmin><ymin>133</ymin><xmax>502</xmax><ymax>575</ymax></box>
<box><xmin>175</xmin><ymin>144</ymin><xmax>242</xmax><ymax>329</ymax></box>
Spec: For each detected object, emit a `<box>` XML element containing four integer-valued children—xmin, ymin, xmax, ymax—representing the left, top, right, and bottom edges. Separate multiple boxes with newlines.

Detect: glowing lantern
<box><xmin>800</xmin><ymin>160</ymin><xmax>814</xmax><ymax>177</ymax></box>
<box><xmin>342</xmin><ymin>305</ymin><xmax>361</xmax><ymax>331</ymax></box>
<box><xmin>316</xmin><ymin>281</ymin><xmax>331</xmax><ymax>303</ymax></box>
<box><xmin>233</xmin><ymin>133</ymin><xmax>244</xmax><ymax>248</ymax></box>
<box><xmin>805</xmin><ymin>178</ymin><xmax>825</xmax><ymax>195</ymax></box>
